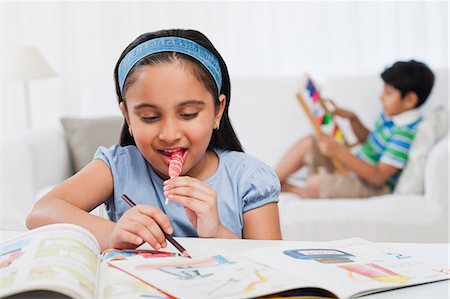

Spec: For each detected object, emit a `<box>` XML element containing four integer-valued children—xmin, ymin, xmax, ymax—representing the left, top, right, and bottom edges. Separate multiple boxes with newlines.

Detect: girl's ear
<box><xmin>119</xmin><ymin>102</ymin><xmax>131</xmax><ymax>127</ymax></box>
<box><xmin>214</xmin><ymin>95</ymin><xmax>226</xmax><ymax>129</ymax></box>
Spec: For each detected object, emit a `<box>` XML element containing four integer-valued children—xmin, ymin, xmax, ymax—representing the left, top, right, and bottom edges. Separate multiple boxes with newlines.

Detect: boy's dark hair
<box><xmin>381</xmin><ymin>60</ymin><xmax>435</xmax><ymax>108</ymax></box>
<box><xmin>113</xmin><ymin>29</ymin><xmax>244</xmax><ymax>152</ymax></box>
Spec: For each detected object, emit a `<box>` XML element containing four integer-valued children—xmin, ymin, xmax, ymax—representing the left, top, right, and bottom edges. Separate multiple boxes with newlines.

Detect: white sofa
<box><xmin>1</xmin><ymin>69</ymin><xmax>448</xmax><ymax>243</ymax></box>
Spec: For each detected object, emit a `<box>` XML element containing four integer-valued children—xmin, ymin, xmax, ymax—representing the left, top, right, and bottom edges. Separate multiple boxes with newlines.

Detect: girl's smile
<box><xmin>121</xmin><ymin>61</ymin><xmax>225</xmax><ymax>181</ymax></box>
<box><xmin>158</xmin><ymin>148</ymin><xmax>188</xmax><ymax>166</ymax></box>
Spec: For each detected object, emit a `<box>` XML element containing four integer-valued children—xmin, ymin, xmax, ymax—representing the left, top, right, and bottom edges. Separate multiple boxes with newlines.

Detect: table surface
<box><xmin>2</xmin><ymin>230</ymin><xmax>449</xmax><ymax>298</ymax></box>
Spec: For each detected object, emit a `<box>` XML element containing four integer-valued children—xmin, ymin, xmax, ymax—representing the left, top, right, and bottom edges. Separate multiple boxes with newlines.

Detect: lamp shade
<box><xmin>3</xmin><ymin>45</ymin><xmax>56</xmax><ymax>81</ymax></box>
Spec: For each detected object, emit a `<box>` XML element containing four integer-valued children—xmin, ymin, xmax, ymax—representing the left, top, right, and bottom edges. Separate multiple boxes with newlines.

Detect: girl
<box><xmin>27</xmin><ymin>29</ymin><xmax>282</xmax><ymax>251</ymax></box>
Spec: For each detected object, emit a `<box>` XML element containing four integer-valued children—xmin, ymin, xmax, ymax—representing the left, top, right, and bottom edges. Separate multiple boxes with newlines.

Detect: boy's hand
<box><xmin>163</xmin><ymin>176</ymin><xmax>224</xmax><ymax>238</ymax></box>
<box><xmin>108</xmin><ymin>205</ymin><xmax>173</xmax><ymax>250</ymax></box>
<box><xmin>327</xmin><ymin>99</ymin><xmax>357</xmax><ymax>120</ymax></box>
<box><xmin>317</xmin><ymin>135</ymin><xmax>343</xmax><ymax>158</ymax></box>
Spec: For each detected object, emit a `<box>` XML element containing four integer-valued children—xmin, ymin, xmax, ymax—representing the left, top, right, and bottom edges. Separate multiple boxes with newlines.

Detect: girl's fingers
<box><xmin>115</xmin><ymin>229</ymin><xmax>144</xmax><ymax>246</ymax></box>
<box><xmin>113</xmin><ymin>205</ymin><xmax>173</xmax><ymax>250</ymax></box>
<box><xmin>120</xmin><ymin>220</ymin><xmax>161</xmax><ymax>250</ymax></box>
<box><xmin>164</xmin><ymin>186</ymin><xmax>210</xmax><ymax>203</ymax></box>
<box><xmin>164</xmin><ymin>177</ymin><xmax>215</xmax><ymax>199</ymax></box>
<box><xmin>168</xmin><ymin>194</ymin><xmax>217</xmax><ymax>217</ymax></box>
<box><xmin>166</xmin><ymin>193</ymin><xmax>207</xmax><ymax>214</ymax></box>
<box><xmin>127</xmin><ymin>212</ymin><xmax>167</xmax><ymax>247</ymax></box>
<box><xmin>134</xmin><ymin>205</ymin><xmax>174</xmax><ymax>235</ymax></box>
<box><xmin>164</xmin><ymin>176</ymin><xmax>204</xmax><ymax>189</ymax></box>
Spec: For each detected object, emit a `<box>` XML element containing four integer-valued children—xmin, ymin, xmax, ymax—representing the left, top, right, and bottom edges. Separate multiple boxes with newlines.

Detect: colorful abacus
<box><xmin>305</xmin><ymin>78</ymin><xmax>345</xmax><ymax>145</ymax></box>
<box><xmin>296</xmin><ymin>74</ymin><xmax>348</xmax><ymax>173</ymax></box>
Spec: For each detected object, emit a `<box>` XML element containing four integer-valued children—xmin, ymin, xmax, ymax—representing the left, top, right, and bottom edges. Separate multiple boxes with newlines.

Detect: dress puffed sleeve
<box><xmin>242</xmin><ymin>164</ymin><xmax>280</xmax><ymax>213</ymax></box>
<box><xmin>92</xmin><ymin>144</ymin><xmax>145</xmax><ymax>222</ymax></box>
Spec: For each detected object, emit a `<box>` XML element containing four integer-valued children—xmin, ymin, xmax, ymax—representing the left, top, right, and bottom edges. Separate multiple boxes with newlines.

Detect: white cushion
<box><xmin>394</xmin><ymin>106</ymin><xmax>449</xmax><ymax>194</ymax></box>
<box><xmin>61</xmin><ymin>116</ymin><xmax>123</xmax><ymax>172</ymax></box>
<box><xmin>278</xmin><ymin>192</ymin><xmax>444</xmax><ymax>242</ymax></box>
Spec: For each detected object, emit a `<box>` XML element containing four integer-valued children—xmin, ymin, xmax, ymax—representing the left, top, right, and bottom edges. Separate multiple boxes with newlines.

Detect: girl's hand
<box><xmin>163</xmin><ymin>176</ymin><xmax>223</xmax><ymax>238</ymax></box>
<box><xmin>108</xmin><ymin>205</ymin><xmax>173</xmax><ymax>250</ymax></box>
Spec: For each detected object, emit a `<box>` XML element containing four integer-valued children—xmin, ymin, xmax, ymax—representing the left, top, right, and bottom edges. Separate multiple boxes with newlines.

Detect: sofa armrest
<box><xmin>1</xmin><ymin>127</ymin><xmax>72</xmax><ymax>230</ymax></box>
<box><xmin>1</xmin><ymin>134</ymin><xmax>35</xmax><ymax>230</ymax></box>
<box><xmin>424</xmin><ymin>133</ymin><xmax>449</xmax><ymax>211</ymax></box>
<box><xmin>24</xmin><ymin>127</ymin><xmax>73</xmax><ymax>191</ymax></box>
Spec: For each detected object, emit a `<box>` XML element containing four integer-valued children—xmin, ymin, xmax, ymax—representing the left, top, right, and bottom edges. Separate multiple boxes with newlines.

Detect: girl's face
<box><xmin>121</xmin><ymin>61</ymin><xmax>225</xmax><ymax>180</ymax></box>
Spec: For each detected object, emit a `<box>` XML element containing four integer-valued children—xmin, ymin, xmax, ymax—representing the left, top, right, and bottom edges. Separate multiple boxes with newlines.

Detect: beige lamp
<box><xmin>3</xmin><ymin>45</ymin><xmax>57</xmax><ymax>128</ymax></box>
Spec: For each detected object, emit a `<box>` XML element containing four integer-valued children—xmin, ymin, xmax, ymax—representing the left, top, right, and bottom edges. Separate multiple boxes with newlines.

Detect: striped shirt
<box><xmin>356</xmin><ymin>109</ymin><xmax>422</xmax><ymax>189</ymax></box>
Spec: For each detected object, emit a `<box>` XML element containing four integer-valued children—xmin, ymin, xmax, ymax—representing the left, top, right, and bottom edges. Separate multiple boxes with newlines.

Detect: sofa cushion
<box><xmin>394</xmin><ymin>106</ymin><xmax>449</xmax><ymax>194</ymax></box>
<box><xmin>61</xmin><ymin>116</ymin><xmax>123</xmax><ymax>172</ymax></box>
<box><xmin>278</xmin><ymin>191</ymin><xmax>445</xmax><ymax>242</ymax></box>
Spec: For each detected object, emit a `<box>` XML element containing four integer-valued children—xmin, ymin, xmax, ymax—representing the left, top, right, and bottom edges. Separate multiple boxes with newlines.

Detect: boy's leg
<box><xmin>315</xmin><ymin>172</ymin><xmax>391</xmax><ymax>198</ymax></box>
<box><xmin>299</xmin><ymin>174</ymin><xmax>321</xmax><ymax>198</ymax></box>
<box><xmin>275</xmin><ymin>135</ymin><xmax>314</xmax><ymax>185</ymax></box>
<box><xmin>280</xmin><ymin>182</ymin><xmax>306</xmax><ymax>195</ymax></box>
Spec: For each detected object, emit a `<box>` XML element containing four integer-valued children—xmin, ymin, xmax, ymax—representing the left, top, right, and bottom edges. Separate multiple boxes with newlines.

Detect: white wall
<box><xmin>1</xmin><ymin>1</ymin><xmax>448</xmax><ymax>139</ymax></box>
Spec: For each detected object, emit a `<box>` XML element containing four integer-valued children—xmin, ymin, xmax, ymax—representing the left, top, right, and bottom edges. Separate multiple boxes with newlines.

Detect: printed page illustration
<box><xmin>108</xmin><ymin>249</ymin><xmax>309</xmax><ymax>299</ymax></box>
<box><xmin>98</xmin><ymin>249</ymin><xmax>176</xmax><ymax>299</ymax></box>
<box><xmin>242</xmin><ymin>238</ymin><xmax>450</xmax><ymax>298</ymax></box>
<box><xmin>1</xmin><ymin>224</ymin><xmax>179</xmax><ymax>299</ymax></box>
<box><xmin>1</xmin><ymin>225</ymin><xmax>99</xmax><ymax>299</ymax></box>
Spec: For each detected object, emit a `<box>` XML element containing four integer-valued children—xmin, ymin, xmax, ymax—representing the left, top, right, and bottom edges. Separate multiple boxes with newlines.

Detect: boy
<box><xmin>275</xmin><ymin>60</ymin><xmax>435</xmax><ymax>198</ymax></box>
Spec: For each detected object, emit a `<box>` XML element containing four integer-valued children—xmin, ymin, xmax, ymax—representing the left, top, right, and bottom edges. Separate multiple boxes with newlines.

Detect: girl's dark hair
<box><xmin>113</xmin><ymin>29</ymin><xmax>243</xmax><ymax>152</ymax></box>
<box><xmin>381</xmin><ymin>60</ymin><xmax>435</xmax><ymax>108</ymax></box>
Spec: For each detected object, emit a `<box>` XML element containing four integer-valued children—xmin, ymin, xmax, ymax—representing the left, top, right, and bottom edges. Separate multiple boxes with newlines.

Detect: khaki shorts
<box><xmin>304</xmin><ymin>138</ymin><xmax>391</xmax><ymax>198</ymax></box>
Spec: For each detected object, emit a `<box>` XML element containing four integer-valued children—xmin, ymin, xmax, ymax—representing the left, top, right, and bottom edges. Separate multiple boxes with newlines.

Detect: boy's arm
<box><xmin>329</xmin><ymin>100</ymin><xmax>370</xmax><ymax>143</ymax></box>
<box><xmin>347</xmin><ymin>115</ymin><xmax>370</xmax><ymax>143</ymax></box>
<box><xmin>335</xmin><ymin>147</ymin><xmax>399</xmax><ymax>186</ymax></box>
<box><xmin>317</xmin><ymin>135</ymin><xmax>399</xmax><ymax>186</ymax></box>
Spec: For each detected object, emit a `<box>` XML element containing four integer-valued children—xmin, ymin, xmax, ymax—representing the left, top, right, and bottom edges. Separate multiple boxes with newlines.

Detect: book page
<box><xmin>242</xmin><ymin>238</ymin><xmax>450</xmax><ymax>298</ymax></box>
<box><xmin>97</xmin><ymin>249</ymin><xmax>176</xmax><ymax>298</ymax></box>
<box><xmin>1</xmin><ymin>223</ymin><xmax>100</xmax><ymax>299</ymax></box>
<box><xmin>108</xmin><ymin>249</ymin><xmax>313</xmax><ymax>298</ymax></box>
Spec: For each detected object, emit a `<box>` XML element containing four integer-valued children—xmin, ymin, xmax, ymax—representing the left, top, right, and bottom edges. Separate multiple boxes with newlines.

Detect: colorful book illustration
<box><xmin>1</xmin><ymin>224</ymin><xmax>449</xmax><ymax>299</ymax></box>
<box><xmin>109</xmin><ymin>238</ymin><xmax>448</xmax><ymax>299</ymax></box>
<box><xmin>296</xmin><ymin>74</ymin><xmax>348</xmax><ymax>172</ymax></box>
<box><xmin>240</xmin><ymin>238</ymin><xmax>449</xmax><ymax>298</ymax></box>
<box><xmin>0</xmin><ymin>223</ymin><xmax>174</xmax><ymax>299</ymax></box>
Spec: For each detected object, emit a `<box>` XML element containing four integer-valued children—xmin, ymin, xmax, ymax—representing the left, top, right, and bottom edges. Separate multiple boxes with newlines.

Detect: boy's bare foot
<box><xmin>280</xmin><ymin>182</ymin><xmax>305</xmax><ymax>197</ymax></box>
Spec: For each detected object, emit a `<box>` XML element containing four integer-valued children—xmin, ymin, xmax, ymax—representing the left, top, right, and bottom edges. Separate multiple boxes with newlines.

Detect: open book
<box><xmin>108</xmin><ymin>237</ymin><xmax>449</xmax><ymax>298</ymax></box>
<box><xmin>0</xmin><ymin>223</ymin><xmax>176</xmax><ymax>299</ymax></box>
<box><xmin>2</xmin><ymin>224</ymin><xmax>449</xmax><ymax>299</ymax></box>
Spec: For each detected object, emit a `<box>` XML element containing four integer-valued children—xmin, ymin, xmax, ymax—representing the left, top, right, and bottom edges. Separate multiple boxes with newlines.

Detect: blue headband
<box><xmin>118</xmin><ymin>37</ymin><xmax>222</xmax><ymax>95</ymax></box>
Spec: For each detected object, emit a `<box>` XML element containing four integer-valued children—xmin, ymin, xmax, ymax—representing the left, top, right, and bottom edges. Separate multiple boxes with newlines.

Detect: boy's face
<box><xmin>380</xmin><ymin>84</ymin><xmax>416</xmax><ymax>117</ymax></box>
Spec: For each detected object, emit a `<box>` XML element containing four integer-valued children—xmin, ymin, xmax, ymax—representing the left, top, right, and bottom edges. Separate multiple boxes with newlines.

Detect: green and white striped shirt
<box><xmin>356</xmin><ymin>109</ymin><xmax>422</xmax><ymax>189</ymax></box>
